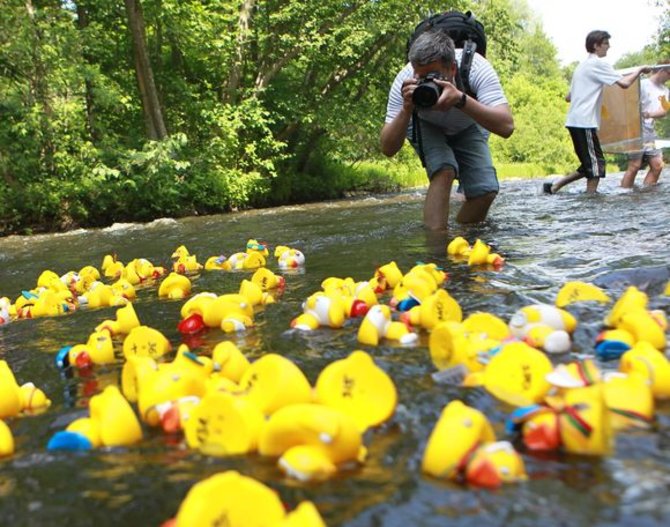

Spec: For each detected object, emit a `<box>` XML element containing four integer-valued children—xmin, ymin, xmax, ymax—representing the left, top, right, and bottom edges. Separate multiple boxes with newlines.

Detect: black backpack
<box><xmin>407</xmin><ymin>10</ymin><xmax>486</xmax><ymax>97</ymax></box>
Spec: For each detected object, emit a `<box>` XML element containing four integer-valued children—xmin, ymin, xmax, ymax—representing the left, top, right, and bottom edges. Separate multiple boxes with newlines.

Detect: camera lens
<box><xmin>412</xmin><ymin>82</ymin><xmax>441</xmax><ymax>108</ymax></box>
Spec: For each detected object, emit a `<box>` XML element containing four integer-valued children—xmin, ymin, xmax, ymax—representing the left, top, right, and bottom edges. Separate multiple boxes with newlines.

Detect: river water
<box><xmin>1</xmin><ymin>174</ymin><xmax>670</xmax><ymax>526</ymax></box>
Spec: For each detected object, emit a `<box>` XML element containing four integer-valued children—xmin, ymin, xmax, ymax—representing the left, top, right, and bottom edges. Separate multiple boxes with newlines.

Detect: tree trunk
<box><xmin>24</xmin><ymin>0</ymin><xmax>55</xmax><ymax>175</ymax></box>
<box><xmin>224</xmin><ymin>0</ymin><xmax>256</xmax><ymax>104</ymax></box>
<box><xmin>75</xmin><ymin>2</ymin><xmax>100</xmax><ymax>142</ymax></box>
<box><xmin>124</xmin><ymin>0</ymin><xmax>167</xmax><ymax>140</ymax></box>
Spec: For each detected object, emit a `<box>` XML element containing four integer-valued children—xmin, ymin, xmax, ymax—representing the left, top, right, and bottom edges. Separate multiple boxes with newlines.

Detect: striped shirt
<box><xmin>385</xmin><ymin>49</ymin><xmax>508</xmax><ymax>136</ymax></box>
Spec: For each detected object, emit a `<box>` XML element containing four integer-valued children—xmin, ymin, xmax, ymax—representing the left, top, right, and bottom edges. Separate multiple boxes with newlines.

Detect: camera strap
<box><xmin>411</xmin><ymin>109</ymin><xmax>427</xmax><ymax>168</ymax></box>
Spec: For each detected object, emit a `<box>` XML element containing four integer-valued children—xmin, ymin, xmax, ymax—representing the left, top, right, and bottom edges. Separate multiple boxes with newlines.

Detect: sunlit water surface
<box><xmin>1</xmin><ymin>174</ymin><xmax>670</xmax><ymax>526</ymax></box>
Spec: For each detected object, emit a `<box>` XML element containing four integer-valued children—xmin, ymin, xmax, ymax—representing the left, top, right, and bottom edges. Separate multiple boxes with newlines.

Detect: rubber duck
<box><xmin>602</xmin><ymin>372</ymin><xmax>654</xmax><ymax>430</ymax></box>
<box><xmin>314</xmin><ymin>350</ymin><xmax>397</xmax><ymax>431</ymax></box>
<box><xmin>0</xmin><ymin>297</ymin><xmax>10</xmax><ymax>325</ymax></box>
<box><xmin>357</xmin><ymin>304</ymin><xmax>418</xmax><ymax>346</ymax></box>
<box><xmin>320</xmin><ymin>278</ymin><xmax>375</xmax><ymax>317</ymax></box>
<box><xmin>80</xmin><ymin>282</ymin><xmax>119</xmax><ymax>309</ymax></box>
<box><xmin>446</xmin><ymin>236</ymin><xmax>472</xmax><ymax>259</ymax></box>
<box><xmin>180</xmin><ymin>292</ymin><xmax>217</xmax><ymax>319</ymax></box>
<box><xmin>48</xmin><ymin>385</ymin><xmax>142</xmax><ymax>450</ymax></box>
<box><xmin>258</xmin><ymin>403</ymin><xmax>366</xmax><ymax>481</ymax></box>
<box><xmin>239</xmin><ymin>279</ymin><xmax>275</xmax><ymax>306</ymax></box>
<box><xmin>401</xmin><ymin>288</ymin><xmax>462</xmax><ymax>330</ymax></box>
<box><xmin>122</xmin><ymin>325</ymin><xmax>172</xmax><ymax>360</ymax></box>
<box><xmin>603</xmin><ymin>286</ymin><xmax>648</xmax><ymax>328</ymax></box>
<box><xmin>134</xmin><ymin>350</ymin><xmax>210</xmax><ymax>427</ymax></box>
<box><xmin>508</xmin><ymin>304</ymin><xmax>576</xmax><ymax>354</ymax></box>
<box><xmin>0</xmin><ymin>420</ymin><xmax>14</xmax><ymax>457</ymax></box>
<box><xmin>196</xmin><ymin>294</ymin><xmax>254</xmax><ymax>331</ymax></box>
<box><xmin>95</xmin><ymin>302</ymin><xmax>141</xmax><ymax>336</ymax></box>
<box><xmin>615</xmin><ymin>307</ymin><xmax>667</xmax><ymax>350</ymax></box>
<box><xmin>422</xmin><ymin>400</ymin><xmax>526</xmax><ymax>487</ymax></box>
<box><xmin>594</xmin><ymin>328</ymin><xmax>635</xmax><ymax>361</ymax></box>
<box><xmin>101</xmin><ymin>254</ymin><xmax>125</xmax><ymax>279</ymax></box>
<box><xmin>274</xmin><ymin>245</ymin><xmax>305</xmax><ymax>269</ymax></box>
<box><xmin>173</xmin><ymin>254</ymin><xmax>203</xmax><ymax>274</ymax></box>
<box><xmin>0</xmin><ymin>360</ymin><xmax>51</xmax><ymax>417</ymax></box>
<box><xmin>482</xmin><ymin>341</ymin><xmax>553</xmax><ymax>406</ymax></box>
<box><xmin>236</xmin><ymin>354</ymin><xmax>313</xmax><ymax>416</ymax></box>
<box><xmin>226</xmin><ymin>251</ymin><xmax>266</xmax><ymax>270</ymax></box>
<box><xmin>389</xmin><ymin>271</ymin><xmax>438</xmax><ymax>312</ymax></box>
<box><xmin>165</xmin><ymin>470</ymin><xmax>326</xmax><ymax>527</ymax></box>
<box><xmin>251</xmin><ymin>267</ymin><xmax>285</xmax><ymax>291</ymax></box>
<box><xmin>665</xmin><ymin>279</ymin><xmax>670</xmax><ymax>296</ymax></box>
<box><xmin>467</xmin><ymin>239</ymin><xmax>504</xmax><ymax>268</ymax></box>
<box><xmin>507</xmin><ymin>385</ymin><xmax>612</xmax><ymax>456</ymax></box>
<box><xmin>555</xmin><ymin>281</ymin><xmax>610</xmax><ymax>307</ymax></box>
<box><xmin>28</xmin><ymin>289</ymin><xmax>74</xmax><ymax>318</ymax></box>
<box><xmin>204</xmin><ymin>254</ymin><xmax>232</xmax><ymax>271</ymax></box>
<box><xmin>428</xmin><ymin>321</ymin><xmax>499</xmax><ymax>375</ymax></box>
<box><xmin>171</xmin><ymin>245</ymin><xmax>191</xmax><ymax>259</ymax></box>
<box><xmin>291</xmin><ymin>292</ymin><xmax>347</xmax><ymax>330</ymax></box>
<box><xmin>62</xmin><ymin>328</ymin><xmax>116</xmax><ymax>368</ymax></box>
<box><xmin>619</xmin><ymin>341</ymin><xmax>670</xmax><ymax>399</ymax></box>
<box><xmin>246</xmin><ymin>239</ymin><xmax>269</xmax><ymax>257</ymax></box>
<box><xmin>110</xmin><ymin>278</ymin><xmax>137</xmax><ymax>301</ymax></box>
<box><xmin>370</xmin><ymin>261</ymin><xmax>404</xmax><ymax>293</ymax></box>
<box><xmin>211</xmin><ymin>341</ymin><xmax>250</xmax><ymax>383</ymax></box>
<box><xmin>158</xmin><ymin>272</ymin><xmax>192</xmax><ymax>299</ymax></box>
<box><xmin>184</xmin><ymin>391</ymin><xmax>265</xmax><ymax>455</ymax></box>
<box><xmin>462</xmin><ymin>311</ymin><xmax>511</xmax><ymax>340</ymax></box>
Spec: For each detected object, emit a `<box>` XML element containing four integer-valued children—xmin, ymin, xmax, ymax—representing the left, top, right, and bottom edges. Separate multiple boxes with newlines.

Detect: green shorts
<box><xmin>407</xmin><ymin>120</ymin><xmax>499</xmax><ymax>198</ymax></box>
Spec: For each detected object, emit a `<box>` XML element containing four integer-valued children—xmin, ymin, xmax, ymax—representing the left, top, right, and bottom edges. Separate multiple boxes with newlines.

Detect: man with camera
<box><xmin>380</xmin><ymin>29</ymin><xmax>513</xmax><ymax>230</ymax></box>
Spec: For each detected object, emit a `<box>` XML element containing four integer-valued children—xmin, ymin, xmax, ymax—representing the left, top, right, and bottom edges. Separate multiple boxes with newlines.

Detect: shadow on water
<box><xmin>1</xmin><ymin>173</ymin><xmax>670</xmax><ymax>526</ymax></box>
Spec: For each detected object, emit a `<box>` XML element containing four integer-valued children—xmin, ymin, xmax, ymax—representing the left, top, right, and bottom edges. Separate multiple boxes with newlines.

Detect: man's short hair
<box><xmin>585</xmin><ymin>30</ymin><xmax>611</xmax><ymax>53</ymax></box>
<box><xmin>408</xmin><ymin>30</ymin><xmax>456</xmax><ymax>68</ymax></box>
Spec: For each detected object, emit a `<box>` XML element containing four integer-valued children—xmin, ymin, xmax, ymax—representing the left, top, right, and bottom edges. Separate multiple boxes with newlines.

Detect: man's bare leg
<box><xmin>423</xmin><ymin>169</ymin><xmax>455</xmax><ymax>230</ymax></box>
<box><xmin>456</xmin><ymin>191</ymin><xmax>497</xmax><ymax>223</ymax></box>
<box><xmin>621</xmin><ymin>158</ymin><xmax>642</xmax><ymax>188</ymax></box>
<box><xmin>643</xmin><ymin>155</ymin><xmax>663</xmax><ymax>186</ymax></box>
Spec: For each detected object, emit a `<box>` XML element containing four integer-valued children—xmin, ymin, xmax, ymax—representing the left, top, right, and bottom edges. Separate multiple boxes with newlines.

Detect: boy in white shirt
<box><xmin>544</xmin><ymin>30</ymin><xmax>649</xmax><ymax>194</ymax></box>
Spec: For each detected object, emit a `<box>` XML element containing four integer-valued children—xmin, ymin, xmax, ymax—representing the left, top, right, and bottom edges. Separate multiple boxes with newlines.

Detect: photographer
<box><xmin>380</xmin><ymin>29</ymin><xmax>513</xmax><ymax>231</ymax></box>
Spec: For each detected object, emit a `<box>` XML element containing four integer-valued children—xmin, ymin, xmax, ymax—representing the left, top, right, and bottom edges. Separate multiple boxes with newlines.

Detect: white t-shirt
<box><xmin>640</xmin><ymin>77</ymin><xmax>669</xmax><ymax>140</ymax></box>
<box><xmin>565</xmin><ymin>54</ymin><xmax>622</xmax><ymax>129</ymax></box>
<box><xmin>384</xmin><ymin>50</ymin><xmax>508</xmax><ymax>136</ymax></box>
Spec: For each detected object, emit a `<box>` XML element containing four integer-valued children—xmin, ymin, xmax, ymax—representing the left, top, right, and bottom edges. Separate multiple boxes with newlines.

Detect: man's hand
<box><xmin>432</xmin><ymin>79</ymin><xmax>464</xmax><ymax>110</ymax></box>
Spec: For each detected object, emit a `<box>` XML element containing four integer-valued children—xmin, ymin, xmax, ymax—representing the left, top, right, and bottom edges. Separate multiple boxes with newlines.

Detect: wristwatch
<box><xmin>455</xmin><ymin>91</ymin><xmax>467</xmax><ymax>109</ymax></box>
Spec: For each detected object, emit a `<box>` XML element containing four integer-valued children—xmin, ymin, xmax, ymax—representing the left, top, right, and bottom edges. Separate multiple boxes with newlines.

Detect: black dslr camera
<box><xmin>412</xmin><ymin>72</ymin><xmax>443</xmax><ymax>108</ymax></box>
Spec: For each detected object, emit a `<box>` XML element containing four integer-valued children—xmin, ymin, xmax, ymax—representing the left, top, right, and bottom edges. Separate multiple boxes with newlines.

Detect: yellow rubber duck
<box><xmin>95</xmin><ymin>302</ymin><xmax>141</xmax><ymax>336</ymax></box>
<box><xmin>226</xmin><ymin>251</ymin><xmax>266</xmax><ymax>270</ymax></box>
<box><xmin>101</xmin><ymin>254</ymin><xmax>125</xmax><ymax>279</ymax></box>
<box><xmin>482</xmin><ymin>341</ymin><xmax>553</xmax><ymax>406</ymax></box>
<box><xmin>171</xmin><ymin>245</ymin><xmax>190</xmax><ymax>259</ymax></box>
<box><xmin>604</xmin><ymin>286</ymin><xmax>648</xmax><ymax>327</ymax></box>
<box><xmin>66</xmin><ymin>328</ymin><xmax>116</xmax><ymax>368</ymax></box>
<box><xmin>555</xmin><ymin>281</ymin><xmax>610</xmax><ymax>307</ymax></box>
<box><xmin>467</xmin><ymin>239</ymin><xmax>504</xmax><ymax>268</ymax></box>
<box><xmin>619</xmin><ymin>341</ymin><xmax>670</xmax><ymax>399</ymax></box>
<box><xmin>184</xmin><ymin>391</ymin><xmax>265</xmax><ymax>456</ymax></box>
<box><xmin>204</xmin><ymin>254</ymin><xmax>232</xmax><ymax>271</ymax></box>
<box><xmin>122</xmin><ymin>325</ymin><xmax>172</xmax><ymax>360</ymax></box>
<box><xmin>239</xmin><ymin>279</ymin><xmax>275</xmax><ymax>306</ymax></box>
<box><xmin>314</xmin><ymin>350</ymin><xmax>397</xmax><ymax>431</ymax></box>
<box><xmin>462</xmin><ymin>311</ymin><xmax>510</xmax><ymax>340</ymax></box>
<box><xmin>55</xmin><ymin>385</ymin><xmax>142</xmax><ymax>449</ymax></box>
<box><xmin>401</xmin><ymin>288</ymin><xmax>462</xmax><ymax>330</ymax></box>
<box><xmin>0</xmin><ymin>420</ymin><xmax>14</xmax><ymax>457</ymax></box>
<box><xmin>371</xmin><ymin>261</ymin><xmax>404</xmax><ymax>292</ymax></box>
<box><xmin>110</xmin><ymin>278</ymin><xmax>137</xmax><ymax>301</ymax></box>
<box><xmin>246</xmin><ymin>239</ymin><xmax>269</xmax><ymax>257</ymax></box>
<box><xmin>236</xmin><ymin>354</ymin><xmax>312</xmax><ymax>416</ymax></box>
<box><xmin>357</xmin><ymin>304</ymin><xmax>418</xmax><ymax>346</ymax></box>
<box><xmin>199</xmin><ymin>294</ymin><xmax>254</xmax><ymax>330</ymax></box>
<box><xmin>258</xmin><ymin>403</ymin><xmax>366</xmax><ymax>481</ymax></box>
<box><xmin>291</xmin><ymin>292</ymin><xmax>346</xmax><ymax>330</ymax></box>
<box><xmin>509</xmin><ymin>303</ymin><xmax>577</xmax><ymax>337</ymax></box>
<box><xmin>428</xmin><ymin>321</ymin><xmax>499</xmax><ymax>374</ymax></box>
<box><xmin>180</xmin><ymin>292</ymin><xmax>217</xmax><ymax>319</ymax></box>
<box><xmin>211</xmin><ymin>341</ymin><xmax>250</xmax><ymax>383</ymax></box>
<box><xmin>603</xmin><ymin>372</ymin><xmax>654</xmax><ymax>430</ymax></box>
<box><xmin>665</xmin><ymin>279</ymin><xmax>670</xmax><ymax>296</ymax></box>
<box><xmin>0</xmin><ymin>360</ymin><xmax>51</xmax><ymax>417</ymax></box>
<box><xmin>446</xmin><ymin>236</ymin><xmax>472</xmax><ymax>259</ymax></box>
<box><xmin>173</xmin><ymin>254</ymin><xmax>203</xmax><ymax>274</ymax></box>
<box><xmin>422</xmin><ymin>400</ymin><xmax>526</xmax><ymax>487</ymax></box>
<box><xmin>616</xmin><ymin>308</ymin><xmax>666</xmax><ymax>350</ymax></box>
<box><xmin>158</xmin><ymin>272</ymin><xmax>192</xmax><ymax>299</ymax></box>
<box><xmin>251</xmin><ymin>267</ymin><xmax>285</xmax><ymax>291</ymax></box>
<box><xmin>166</xmin><ymin>470</ymin><xmax>325</xmax><ymax>527</ymax></box>
<box><xmin>275</xmin><ymin>246</ymin><xmax>305</xmax><ymax>269</ymax></box>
